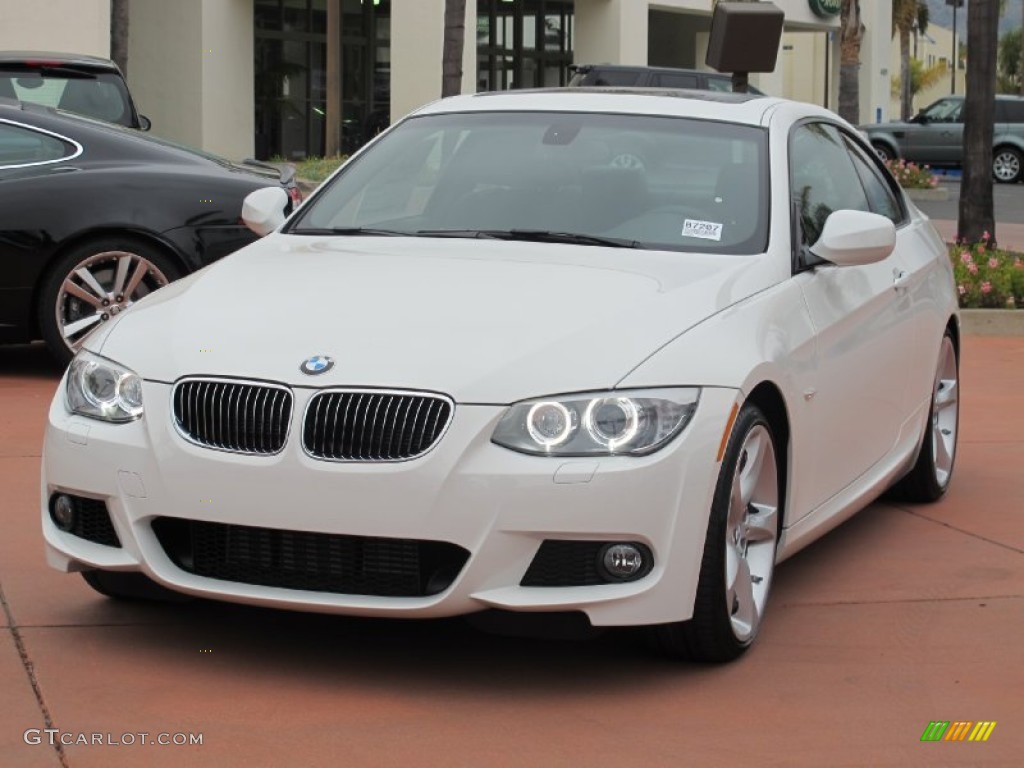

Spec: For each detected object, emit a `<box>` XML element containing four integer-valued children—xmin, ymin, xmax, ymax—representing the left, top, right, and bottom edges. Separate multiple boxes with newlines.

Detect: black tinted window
<box><xmin>790</xmin><ymin>122</ymin><xmax>869</xmax><ymax>245</ymax></box>
<box><xmin>650</xmin><ymin>72</ymin><xmax>699</xmax><ymax>89</ymax></box>
<box><xmin>844</xmin><ymin>135</ymin><xmax>905</xmax><ymax>226</ymax></box>
<box><xmin>0</xmin><ymin>121</ymin><xmax>75</xmax><ymax>167</ymax></box>
<box><xmin>996</xmin><ymin>100</ymin><xmax>1024</xmax><ymax>123</ymax></box>
<box><xmin>580</xmin><ymin>69</ymin><xmax>641</xmax><ymax>87</ymax></box>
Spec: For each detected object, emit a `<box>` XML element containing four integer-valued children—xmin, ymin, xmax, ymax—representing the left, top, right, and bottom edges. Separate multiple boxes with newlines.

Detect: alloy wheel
<box><xmin>993</xmin><ymin>150</ymin><xmax>1021</xmax><ymax>183</ymax></box>
<box><xmin>931</xmin><ymin>336</ymin><xmax>959</xmax><ymax>488</ymax></box>
<box><xmin>56</xmin><ymin>250</ymin><xmax>171</xmax><ymax>352</ymax></box>
<box><xmin>724</xmin><ymin>423</ymin><xmax>779</xmax><ymax>643</ymax></box>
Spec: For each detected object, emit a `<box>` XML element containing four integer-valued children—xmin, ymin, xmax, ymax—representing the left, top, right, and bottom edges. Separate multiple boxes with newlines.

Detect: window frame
<box><xmin>0</xmin><ymin>118</ymin><xmax>82</xmax><ymax>170</ymax></box>
<box><xmin>788</xmin><ymin>118</ymin><xmax>905</xmax><ymax>273</ymax></box>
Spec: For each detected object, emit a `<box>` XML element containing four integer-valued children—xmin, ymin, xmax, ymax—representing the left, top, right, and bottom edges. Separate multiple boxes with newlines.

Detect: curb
<box><xmin>905</xmin><ymin>187</ymin><xmax>950</xmax><ymax>202</ymax></box>
<box><xmin>960</xmin><ymin>309</ymin><xmax>1024</xmax><ymax>336</ymax></box>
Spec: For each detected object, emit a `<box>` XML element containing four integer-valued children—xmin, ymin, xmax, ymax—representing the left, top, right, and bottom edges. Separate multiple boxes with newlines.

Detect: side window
<box><xmin>705</xmin><ymin>76</ymin><xmax>734</xmax><ymax>93</ymax></box>
<box><xmin>586</xmin><ymin>70</ymin><xmax>640</xmax><ymax>87</ymax></box>
<box><xmin>921</xmin><ymin>98</ymin><xmax>962</xmax><ymax>123</ymax></box>
<box><xmin>843</xmin><ymin>134</ymin><xmax>906</xmax><ymax>226</ymax></box>
<box><xmin>997</xmin><ymin>100</ymin><xmax>1024</xmax><ymax>123</ymax></box>
<box><xmin>789</xmin><ymin>122</ymin><xmax>870</xmax><ymax>246</ymax></box>
<box><xmin>0</xmin><ymin>121</ymin><xmax>75</xmax><ymax>167</ymax></box>
<box><xmin>650</xmin><ymin>72</ymin><xmax>699</xmax><ymax>89</ymax></box>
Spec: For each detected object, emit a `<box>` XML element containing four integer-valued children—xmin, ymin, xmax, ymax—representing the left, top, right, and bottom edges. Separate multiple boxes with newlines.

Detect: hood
<box><xmin>99</xmin><ymin>236</ymin><xmax>777</xmax><ymax>403</ymax></box>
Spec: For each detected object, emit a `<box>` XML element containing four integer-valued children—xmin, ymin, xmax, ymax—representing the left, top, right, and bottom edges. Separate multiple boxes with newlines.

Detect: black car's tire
<box><xmin>652</xmin><ymin>404</ymin><xmax>781</xmax><ymax>662</ymax></box>
<box><xmin>889</xmin><ymin>331</ymin><xmax>960</xmax><ymax>503</ymax></box>
<box><xmin>872</xmin><ymin>142</ymin><xmax>896</xmax><ymax>164</ymax></box>
<box><xmin>992</xmin><ymin>146</ymin><xmax>1022</xmax><ymax>184</ymax></box>
<box><xmin>81</xmin><ymin>570</ymin><xmax>192</xmax><ymax>602</ymax></box>
<box><xmin>38</xmin><ymin>236</ymin><xmax>182</xmax><ymax>365</ymax></box>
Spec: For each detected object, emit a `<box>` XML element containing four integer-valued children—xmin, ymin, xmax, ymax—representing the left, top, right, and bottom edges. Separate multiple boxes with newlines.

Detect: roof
<box><xmin>412</xmin><ymin>87</ymin><xmax>790</xmax><ymax>127</ymax></box>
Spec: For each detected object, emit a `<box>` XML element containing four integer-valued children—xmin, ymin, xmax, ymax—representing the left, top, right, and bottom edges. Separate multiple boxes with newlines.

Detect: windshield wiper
<box><xmin>417</xmin><ymin>229</ymin><xmax>640</xmax><ymax>248</ymax></box>
<box><xmin>288</xmin><ymin>227</ymin><xmax>408</xmax><ymax>236</ymax></box>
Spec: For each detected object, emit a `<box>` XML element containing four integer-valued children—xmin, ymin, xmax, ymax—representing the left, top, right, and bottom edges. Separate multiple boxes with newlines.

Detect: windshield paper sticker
<box><xmin>682</xmin><ymin>219</ymin><xmax>723</xmax><ymax>241</ymax></box>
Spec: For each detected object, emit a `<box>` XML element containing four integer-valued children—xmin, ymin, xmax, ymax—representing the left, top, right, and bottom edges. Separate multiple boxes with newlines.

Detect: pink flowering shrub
<box><xmin>884</xmin><ymin>159</ymin><xmax>940</xmax><ymax>189</ymax></box>
<box><xmin>950</xmin><ymin>231</ymin><xmax>1024</xmax><ymax>308</ymax></box>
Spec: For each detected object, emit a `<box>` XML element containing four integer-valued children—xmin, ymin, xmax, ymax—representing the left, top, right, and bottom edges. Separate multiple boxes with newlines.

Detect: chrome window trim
<box><xmin>0</xmin><ymin>117</ymin><xmax>84</xmax><ymax>169</ymax></box>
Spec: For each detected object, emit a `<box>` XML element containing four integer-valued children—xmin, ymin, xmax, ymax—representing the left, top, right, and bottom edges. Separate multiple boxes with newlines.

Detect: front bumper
<box><xmin>41</xmin><ymin>379</ymin><xmax>738</xmax><ymax>627</ymax></box>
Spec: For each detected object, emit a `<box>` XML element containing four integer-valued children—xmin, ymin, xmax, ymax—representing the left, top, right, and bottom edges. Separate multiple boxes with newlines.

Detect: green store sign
<box><xmin>809</xmin><ymin>0</ymin><xmax>841</xmax><ymax>18</ymax></box>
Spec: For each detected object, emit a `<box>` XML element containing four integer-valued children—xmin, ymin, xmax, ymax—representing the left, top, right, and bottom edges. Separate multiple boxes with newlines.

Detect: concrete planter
<box><xmin>960</xmin><ymin>308</ymin><xmax>1024</xmax><ymax>336</ymax></box>
<box><xmin>905</xmin><ymin>187</ymin><xmax>950</xmax><ymax>202</ymax></box>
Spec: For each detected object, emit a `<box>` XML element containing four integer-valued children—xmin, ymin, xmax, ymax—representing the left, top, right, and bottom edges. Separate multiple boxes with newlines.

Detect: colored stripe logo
<box><xmin>921</xmin><ymin>721</ymin><xmax>996</xmax><ymax>742</ymax></box>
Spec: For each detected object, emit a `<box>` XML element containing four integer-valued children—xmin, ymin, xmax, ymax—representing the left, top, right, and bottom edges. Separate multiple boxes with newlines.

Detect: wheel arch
<box><xmin>744</xmin><ymin>381</ymin><xmax>791</xmax><ymax>531</ymax></box>
<box><xmin>29</xmin><ymin>228</ymin><xmax>189</xmax><ymax>338</ymax></box>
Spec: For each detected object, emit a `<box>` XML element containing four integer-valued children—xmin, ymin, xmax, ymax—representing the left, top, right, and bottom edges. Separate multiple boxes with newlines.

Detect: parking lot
<box><xmin>2</xmin><ymin>336</ymin><xmax>1021</xmax><ymax>767</ymax></box>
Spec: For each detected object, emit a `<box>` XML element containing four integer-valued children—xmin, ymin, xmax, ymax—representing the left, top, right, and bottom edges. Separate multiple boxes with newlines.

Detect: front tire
<box><xmin>992</xmin><ymin>147</ymin><xmax>1022</xmax><ymax>184</ymax></box>
<box><xmin>652</xmin><ymin>404</ymin><xmax>781</xmax><ymax>662</ymax></box>
<box><xmin>889</xmin><ymin>330</ymin><xmax>959</xmax><ymax>502</ymax></box>
<box><xmin>37</xmin><ymin>236</ymin><xmax>181</xmax><ymax>365</ymax></box>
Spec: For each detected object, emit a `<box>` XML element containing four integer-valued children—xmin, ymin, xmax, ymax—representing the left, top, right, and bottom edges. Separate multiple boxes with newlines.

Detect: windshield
<box><xmin>288</xmin><ymin>110</ymin><xmax>769</xmax><ymax>254</ymax></box>
<box><xmin>0</xmin><ymin>68</ymin><xmax>136</xmax><ymax>127</ymax></box>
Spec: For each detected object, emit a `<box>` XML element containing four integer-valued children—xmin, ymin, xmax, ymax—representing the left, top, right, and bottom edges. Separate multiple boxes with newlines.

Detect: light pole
<box><xmin>947</xmin><ymin>0</ymin><xmax>964</xmax><ymax>94</ymax></box>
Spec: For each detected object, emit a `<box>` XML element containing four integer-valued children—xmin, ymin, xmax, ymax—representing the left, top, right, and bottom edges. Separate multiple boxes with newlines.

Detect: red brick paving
<box><xmin>1</xmin><ymin>338</ymin><xmax>1021</xmax><ymax>767</ymax></box>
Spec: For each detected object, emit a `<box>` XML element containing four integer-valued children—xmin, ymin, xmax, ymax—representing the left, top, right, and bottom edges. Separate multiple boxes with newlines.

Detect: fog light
<box><xmin>51</xmin><ymin>494</ymin><xmax>76</xmax><ymax>531</ymax></box>
<box><xmin>599</xmin><ymin>543</ymin><xmax>649</xmax><ymax>581</ymax></box>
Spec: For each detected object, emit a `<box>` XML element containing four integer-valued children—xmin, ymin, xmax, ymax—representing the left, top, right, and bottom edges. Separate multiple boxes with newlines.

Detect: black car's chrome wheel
<box><xmin>39</xmin><ymin>237</ymin><xmax>181</xmax><ymax>364</ymax></box>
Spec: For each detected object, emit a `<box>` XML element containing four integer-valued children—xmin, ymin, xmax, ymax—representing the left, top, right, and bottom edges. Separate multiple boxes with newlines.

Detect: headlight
<box><xmin>492</xmin><ymin>388</ymin><xmax>699</xmax><ymax>456</ymax></box>
<box><xmin>66</xmin><ymin>351</ymin><xmax>144</xmax><ymax>423</ymax></box>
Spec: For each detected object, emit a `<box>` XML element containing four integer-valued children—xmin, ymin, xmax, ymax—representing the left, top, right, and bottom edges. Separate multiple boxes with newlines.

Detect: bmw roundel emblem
<box><xmin>300</xmin><ymin>355</ymin><xmax>334</xmax><ymax>375</ymax></box>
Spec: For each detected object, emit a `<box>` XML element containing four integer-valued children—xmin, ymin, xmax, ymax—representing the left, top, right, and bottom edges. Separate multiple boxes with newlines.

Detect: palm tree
<box><xmin>839</xmin><ymin>0</ymin><xmax>864</xmax><ymax>124</ymax></box>
<box><xmin>110</xmin><ymin>0</ymin><xmax>130</xmax><ymax>77</ymax></box>
<box><xmin>442</xmin><ymin>0</ymin><xmax>466</xmax><ymax>97</ymax></box>
<box><xmin>959</xmin><ymin>0</ymin><xmax>1001</xmax><ymax>246</ymax></box>
<box><xmin>892</xmin><ymin>0</ymin><xmax>929</xmax><ymax>120</ymax></box>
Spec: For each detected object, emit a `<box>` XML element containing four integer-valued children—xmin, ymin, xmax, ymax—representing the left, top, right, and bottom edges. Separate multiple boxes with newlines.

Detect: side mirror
<box><xmin>910</xmin><ymin>113</ymin><xmax>928</xmax><ymax>125</ymax></box>
<box><xmin>138</xmin><ymin>115</ymin><xmax>152</xmax><ymax>131</ymax></box>
<box><xmin>809</xmin><ymin>210</ymin><xmax>895</xmax><ymax>267</ymax></box>
<box><xmin>242</xmin><ymin>187</ymin><xmax>290</xmax><ymax>237</ymax></box>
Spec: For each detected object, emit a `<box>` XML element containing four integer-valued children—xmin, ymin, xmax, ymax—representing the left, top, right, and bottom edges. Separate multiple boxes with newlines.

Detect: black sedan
<box><xmin>0</xmin><ymin>99</ymin><xmax>299</xmax><ymax>363</ymax></box>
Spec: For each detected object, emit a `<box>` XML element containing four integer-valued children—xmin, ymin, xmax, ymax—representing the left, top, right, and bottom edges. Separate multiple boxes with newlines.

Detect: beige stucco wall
<box><xmin>0</xmin><ymin>0</ymin><xmax>110</xmax><ymax>56</ymax></box>
<box><xmin>391</xmin><ymin>0</ymin><xmax>476</xmax><ymax>124</ymax></box>
<box><xmin>128</xmin><ymin>0</ymin><xmax>253</xmax><ymax>159</ymax></box>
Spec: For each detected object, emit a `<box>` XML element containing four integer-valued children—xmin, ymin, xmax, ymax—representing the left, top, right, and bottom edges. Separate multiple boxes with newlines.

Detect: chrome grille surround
<box><xmin>172</xmin><ymin>377</ymin><xmax>293</xmax><ymax>455</ymax></box>
<box><xmin>302</xmin><ymin>389</ymin><xmax>454</xmax><ymax>462</ymax></box>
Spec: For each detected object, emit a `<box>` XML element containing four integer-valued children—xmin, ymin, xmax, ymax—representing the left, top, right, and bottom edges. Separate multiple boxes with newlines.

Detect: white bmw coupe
<box><xmin>41</xmin><ymin>89</ymin><xmax>959</xmax><ymax>662</ymax></box>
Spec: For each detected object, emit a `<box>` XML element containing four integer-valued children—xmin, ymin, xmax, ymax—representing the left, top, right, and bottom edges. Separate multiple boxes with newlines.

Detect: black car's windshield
<box><xmin>287</xmin><ymin>110</ymin><xmax>769</xmax><ymax>254</ymax></box>
<box><xmin>0</xmin><ymin>68</ymin><xmax>135</xmax><ymax>127</ymax></box>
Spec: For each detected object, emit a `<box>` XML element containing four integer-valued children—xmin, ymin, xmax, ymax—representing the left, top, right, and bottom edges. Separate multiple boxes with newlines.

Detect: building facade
<box><xmin>1</xmin><ymin>0</ymin><xmax>913</xmax><ymax>160</ymax></box>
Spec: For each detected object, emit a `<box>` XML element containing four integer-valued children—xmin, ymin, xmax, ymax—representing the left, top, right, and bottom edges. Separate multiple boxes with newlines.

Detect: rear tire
<box><xmin>889</xmin><ymin>330</ymin><xmax>959</xmax><ymax>502</ymax></box>
<box><xmin>81</xmin><ymin>571</ymin><xmax>191</xmax><ymax>602</ymax></box>
<box><xmin>652</xmin><ymin>404</ymin><xmax>780</xmax><ymax>662</ymax></box>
